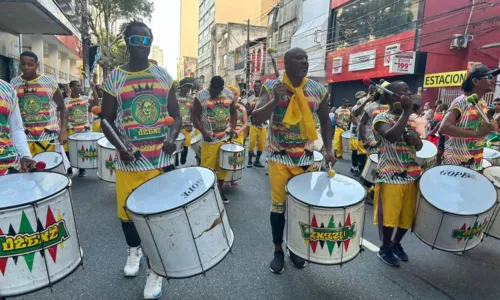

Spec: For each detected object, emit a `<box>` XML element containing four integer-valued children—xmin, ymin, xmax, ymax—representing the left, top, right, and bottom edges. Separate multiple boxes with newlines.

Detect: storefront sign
<box><xmin>348</xmin><ymin>50</ymin><xmax>376</xmax><ymax>72</ymax></box>
<box><xmin>384</xmin><ymin>44</ymin><xmax>400</xmax><ymax>66</ymax></box>
<box><xmin>332</xmin><ymin>57</ymin><xmax>343</xmax><ymax>74</ymax></box>
<box><xmin>389</xmin><ymin>51</ymin><xmax>415</xmax><ymax>74</ymax></box>
<box><xmin>423</xmin><ymin>71</ymin><xmax>467</xmax><ymax>88</ymax></box>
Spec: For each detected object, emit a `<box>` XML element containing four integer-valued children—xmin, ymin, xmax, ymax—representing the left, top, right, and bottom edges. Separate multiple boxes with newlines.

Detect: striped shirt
<box><xmin>443</xmin><ymin>95</ymin><xmax>487</xmax><ymax>171</ymax></box>
<box><xmin>263</xmin><ymin>77</ymin><xmax>327</xmax><ymax>166</ymax></box>
<box><xmin>178</xmin><ymin>94</ymin><xmax>193</xmax><ymax>125</ymax></box>
<box><xmin>197</xmin><ymin>88</ymin><xmax>234</xmax><ymax>144</ymax></box>
<box><xmin>65</xmin><ymin>96</ymin><xmax>90</xmax><ymax>133</ymax></box>
<box><xmin>102</xmin><ymin>64</ymin><xmax>174</xmax><ymax>172</ymax></box>
<box><xmin>235</xmin><ymin>104</ymin><xmax>245</xmax><ymax>130</ymax></box>
<box><xmin>336</xmin><ymin>107</ymin><xmax>350</xmax><ymax>130</ymax></box>
<box><xmin>365</xmin><ymin>102</ymin><xmax>389</xmax><ymax>152</ymax></box>
<box><xmin>248</xmin><ymin>95</ymin><xmax>268</xmax><ymax>128</ymax></box>
<box><xmin>10</xmin><ymin>75</ymin><xmax>59</xmax><ymax>142</ymax></box>
<box><xmin>0</xmin><ymin>80</ymin><xmax>21</xmax><ymax>174</ymax></box>
<box><xmin>373</xmin><ymin>112</ymin><xmax>421</xmax><ymax>184</ymax></box>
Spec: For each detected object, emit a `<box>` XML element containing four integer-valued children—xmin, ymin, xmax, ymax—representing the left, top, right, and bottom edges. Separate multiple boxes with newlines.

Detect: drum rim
<box><xmin>0</xmin><ymin>172</ymin><xmax>71</xmax><ymax>210</ymax></box>
<box><xmin>417</xmin><ymin>165</ymin><xmax>498</xmax><ymax>217</ymax></box>
<box><xmin>286</xmin><ymin>172</ymin><xmax>366</xmax><ymax>208</ymax></box>
<box><xmin>33</xmin><ymin>151</ymin><xmax>64</xmax><ymax>169</ymax></box>
<box><xmin>417</xmin><ymin>140</ymin><xmax>438</xmax><ymax>159</ymax></box>
<box><xmin>484</xmin><ymin>147</ymin><xmax>500</xmax><ymax>159</ymax></box>
<box><xmin>68</xmin><ymin>132</ymin><xmax>104</xmax><ymax>141</ymax></box>
<box><xmin>97</xmin><ymin>137</ymin><xmax>116</xmax><ymax>150</ymax></box>
<box><xmin>220</xmin><ymin>144</ymin><xmax>245</xmax><ymax>152</ymax></box>
<box><xmin>482</xmin><ymin>166</ymin><xmax>500</xmax><ymax>189</ymax></box>
<box><xmin>125</xmin><ymin>166</ymin><xmax>217</xmax><ymax>215</ymax></box>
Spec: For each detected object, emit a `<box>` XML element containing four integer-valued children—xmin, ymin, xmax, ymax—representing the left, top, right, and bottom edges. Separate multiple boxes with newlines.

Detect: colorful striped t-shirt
<box><xmin>0</xmin><ymin>80</ymin><xmax>21</xmax><ymax>175</ymax></box>
<box><xmin>102</xmin><ymin>64</ymin><xmax>174</xmax><ymax>172</ymax></box>
<box><xmin>65</xmin><ymin>96</ymin><xmax>90</xmax><ymax>133</ymax></box>
<box><xmin>197</xmin><ymin>88</ymin><xmax>234</xmax><ymax>144</ymax></box>
<box><xmin>177</xmin><ymin>94</ymin><xmax>193</xmax><ymax>125</ymax></box>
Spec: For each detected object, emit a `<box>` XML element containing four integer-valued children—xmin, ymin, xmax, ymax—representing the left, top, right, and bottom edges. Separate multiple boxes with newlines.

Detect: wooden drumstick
<box><xmin>101</xmin><ymin>119</ymin><xmax>129</xmax><ymax>152</ymax></box>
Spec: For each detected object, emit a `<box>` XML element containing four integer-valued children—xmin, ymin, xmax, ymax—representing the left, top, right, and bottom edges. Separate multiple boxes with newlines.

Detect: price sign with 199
<box><xmin>389</xmin><ymin>51</ymin><xmax>416</xmax><ymax>74</ymax></box>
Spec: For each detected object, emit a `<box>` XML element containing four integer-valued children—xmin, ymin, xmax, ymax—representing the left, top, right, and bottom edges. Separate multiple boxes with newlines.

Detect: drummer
<box><xmin>10</xmin><ymin>51</ymin><xmax>68</xmax><ymax>156</ymax></box>
<box><xmin>372</xmin><ymin>81</ymin><xmax>422</xmax><ymax>267</ymax></box>
<box><xmin>333</xmin><ymin>98</ymin><xmax>350</xmax><ymax>158</ymax></box>
<box><xmin>440</xmin><ymin>64</ymin><xmax>499</xmax><ymax>170</ymax></box>
<box><xmin>177</xmin><ymin>78</ymin><xmax>195</xmax><ymax>166</ymax></box>
<box><xmin>91</xmin><ymin>84</ymin><xmax>104</xmax><ymax>132</ymax></box>
<box><xmin>101</xmin><ymin>21</ymin><xmax>181</xmax><ymax>299</ymax></box>
<box><xmin>349</xmin><ymin>91</ymin><xmax>371</xmax><ymax>175</ymax></box>
<box><xmin>252</xmin><ymin>47</ymin><xmax>335</xmax><ymax>274</ymax></box>
<box><xmin>0</xmin><ymin>79</ymin><xmax>36</xmax><ymax>175</ymax></box>
<box><xmin>247</xmin><ymin>80</ymin><xmax>268</xmax><ymax>168</ymax></box>
<box><xmin>227</xmin><ymin>85</ymin><xmax>248</xmax><ymax>145</ymax></box>
<box><xmin>192</xmin><ymin>76</ymin><xmax>237</xmax><ymax>203</ymax></box>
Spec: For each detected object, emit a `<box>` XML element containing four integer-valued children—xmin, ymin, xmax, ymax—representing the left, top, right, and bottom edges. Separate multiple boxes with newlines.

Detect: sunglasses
<box><xmin>128</xmin><ymin>35</ymin><xmax>152</xmax><ymax>47</ymax></box>
<box><xmin>478</xmin><ymin>75</ymin><xmax>494</xmax><ymax>81</ymax></box>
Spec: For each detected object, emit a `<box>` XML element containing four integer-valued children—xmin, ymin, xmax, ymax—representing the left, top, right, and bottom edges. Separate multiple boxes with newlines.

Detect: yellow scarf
<box><xmin>281</xmin><ymin>72</ymin><xmax>318</xmax><ymax>141</ymax></box>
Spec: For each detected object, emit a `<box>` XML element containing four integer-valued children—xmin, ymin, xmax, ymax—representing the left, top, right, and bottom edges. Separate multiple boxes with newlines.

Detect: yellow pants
<box><xmin>232</xmin><ymin>132</ymin><xmax>245</xmax><ymax>145</ymax></box>
<box><xmin>201</xmin><ymin>141</ymin><xmax>228</xmax><ymax>181</ymax></box>
<box><xmin>350</xmin><ymin>137</ymin><xmax>367</xmax><ymax>155</ymax></box>
<box><xmin>248</xmin><ymin>125</ymin><xmax>267</xmax><ymax>152</ymax></box>
<box><xmin>63</xmin><ymin>128</ymin><xmax>76</xmax><ymax>152</ymax></box>
<box><xmin>92</xmin><ymin>119</ymin><xmax>101</xmax><ymax>132</ymax></box>
<box><xmin>116</xmin><ymin>169</ymin><xmax>162</xmax><ymax>221</ymax></box>
<box><xmin>181</xmin><ymin>128</ymin><xmax>192</xmax><ymax>147</ymax></box>
<box><xmin>243</xmin><ymin>127</ymin><xmax>249</xmax><ymax>139</ymax></box>
<box><xmin>29</xmin><ymin>141</ymin><xmax>56</xmax><ymax>156</ymax></box>
<box><xmin>194</xmin><ymin>129</ymin><xmax>200</xmax><ymax>136</ymax></box>
<box><xmin>333</xmin><ymin>127</ymin><xmax>344</xmax><ymax>157</ymax></box>
<box><xmin>373</xmin><ymin>182</ymin><xmax>418</xmax><ymax>229</ymax></box>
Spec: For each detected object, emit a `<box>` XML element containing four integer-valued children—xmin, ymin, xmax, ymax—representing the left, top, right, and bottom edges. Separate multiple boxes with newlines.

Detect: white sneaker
<box><xmin>143</xmin><ymin>269</ymin><xmax>163</xmax><ymax>299</ymax></box>
<box><xmin>123</xmin><ymin>247</ymin><xmax>143</xmax><ymax>277</ymax></box>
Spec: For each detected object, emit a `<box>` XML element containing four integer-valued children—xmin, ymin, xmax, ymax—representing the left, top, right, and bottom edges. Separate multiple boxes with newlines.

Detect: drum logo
<box><xmin>78</xmin><ymin>144</ymin><xmax>98</xmax><ymax>161</ymax></box>
<box><xmin>228</xmin><ymin>153</ymin><xmax>244</xmax><ymax>168</ymax></box>
<box><xmin>452</xmin><ymin>219</ymin><xmax>488</xmax><ymax>242</ymax></box>
<box><xmin>131</xmin><ymin>90</ymin><xmax>161</xmax><ymax>126</ymax></box>
<box><xmin>0</xmin><ymin>206</ymin><xmax>69</xmax><ymax>274</ymax></box>
<box><xmin>105</xmin><ymin>154</ymin><xmax>116</xmax><ymax>174</ymax></box>
<box><xmin>181</xmin><ymin>179</ymin><xmax>204</xmax><ymax>199</ymax></box>
<box><xmin>299</xmin><ymin>214</ymin><xmax>356</xmax><ymax>255</ymax></box>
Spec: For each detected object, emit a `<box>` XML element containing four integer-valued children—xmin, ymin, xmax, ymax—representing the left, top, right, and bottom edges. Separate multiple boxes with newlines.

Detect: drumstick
<box><xmin>267</xmin><ymin>48</ymin><xmax>280</xmax><ymax>78</ymax></box>
<box><xmin>101</xmin><ymin>119</ymin><xmax>134</xmax><ymax>155</ymax></box>
<box><xmin>328</xmin><ymin>162</ymin><xmax>336</xmax><ymax>178</ymax></box>
<box><xmin>362</xmin><ymin>77</ymin><xmax>401</xmax><ymax>99</ymax></box>
<box><xmin>466</xmin><ymin>94</ymin><xmax>490</xmax><ymax>124</ymax></box>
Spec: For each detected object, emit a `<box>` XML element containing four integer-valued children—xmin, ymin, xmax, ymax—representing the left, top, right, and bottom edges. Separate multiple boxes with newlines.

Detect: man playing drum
<box><xmin>0</xmin><ymin>79</ymin><xmax>36</xmax><ymax>175</ymax></box>
<box><xmin>440</xmin><ymin>64</ymin><xmax>500</xmax><ymax>171</ymax></box>
<box><xmin>349</xmin><ymin>90</ymin><xmax>372</xmax><ymax>176</ymax></box>
<box><xmin>333</xmin><ymin>98</ymin><xmax>351</xmax><ymax>158</ymax></box>
<box><xmin>227</xmin><ymin>85</ymin><xmax>248</xmax><ymax>146</ymax></box>
<box><xmin>246</xmin><ymin>80</ymin><xmax>268</xmax><ymax>168</ymax></box>
<box><xmin>372</xmin><ymin>81</ymin><xmax>423</xmax><ymax>267</ymax></box>
<box><xmin>192</xmin><ymin>76</ymin><xmax>237</xmax><ymax>203</ymax></box>
<box><xmin>177</xmin><ymin>78</ymin><xmax>195</xmax><ymax>166</ymax></box>
<box><xmin>252</xmin><ymin>47</ymin><xmax>335</xmax><ymax>274</ymax></box>
<box><xmin>10</xmin><ymin>51</ymin><xmax>68</xmax><ymax>156</ymax></box>
<box><xmin>101</xmin><ymin>21</ymin><xmax>181</xmax><ymax>299</ymax></box>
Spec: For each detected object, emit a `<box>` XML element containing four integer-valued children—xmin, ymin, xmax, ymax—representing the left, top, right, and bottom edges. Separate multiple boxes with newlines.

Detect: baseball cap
<box><xmin>466</xmin><ymin>64</ymin><xmax>500</xmax><ymax>80</ymax></box>
<box><xmin>355</xmin><ymin>91</ymin><xmax>367</xmax><ymax>99</ymax></box>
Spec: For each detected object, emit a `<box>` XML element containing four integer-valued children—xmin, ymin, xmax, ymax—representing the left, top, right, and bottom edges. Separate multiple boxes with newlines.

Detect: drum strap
<box><xmin>377</xmin><ymin>189</ymin><xmax>384</xmax><ymax>241</ymax></box>
<box><xmin>35</xmin><ymin>141</ymin><xmax>50</xmax><ymax>151</ymax></box>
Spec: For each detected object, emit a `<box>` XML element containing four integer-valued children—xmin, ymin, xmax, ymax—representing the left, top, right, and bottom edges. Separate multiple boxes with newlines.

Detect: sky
<box><xmin>147</xmin><ymin>0</ymin><xmax>181</xmax><ymax>79</ymax></box>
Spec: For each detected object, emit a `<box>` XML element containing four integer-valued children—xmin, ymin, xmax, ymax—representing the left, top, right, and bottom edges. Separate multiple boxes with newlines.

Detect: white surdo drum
<box><xmin>125</xmin><ymin>167</ymin><xmax>234</xmax><ymax>278</ymax></box>
<box><xmin>341</xmin><ymin>131</ymin><xmax>352</xmax><ymax>161</ymax></box>
<box><xmin>480</xmin><ymin>166</ymin><xmax>500</xmax><ymax>240</ymax></box>
<box><xmin>224</xmin><ymin>170</ymin><xmax>242</xmax><ymax>183</ymax></box>
<box><xmin>0</xmin><ymin>173</ymin><xmax>82</xmax><ymax>297</ymax></box>
<box><xmin>68</xmin><ymin>132</ymin><xmax>104</xmax><ymax>169</ymax></box>
<box><xmin>219</xmin><ymin>144</ymin><xmax>245</xmax><ymax>171</ymax></box>
<box><xmin>33</xmin><ymin>152</ymin><xmax>65</xmax><ymax>175</ymax></box>
<box><xmin>483</xmin><ymin>147</ymin><xmax>500</xmax><ymax>166</ymax></box>
<box><xmin>286</xmin><ymin>172</ymin><xmax>366</xmax><ymax>265</ymax></box>
<box><xmin>361</xmin><ymin>154</ymin><xmax>378</xmax><ymax>184</ymax></box>
<box><xmin>191</xmin><ymin>134</ymin><xmax>202</xmax><ymax>159</ymax></box>
<box><xmin>97</xmin><ymin>137</ymin><xmax>117</xmax><ymax>183</ymax></box>
<box><xmin>413</xmin><ymin>165</ymin><xmax>497</xmax><ymax>252</ymax></box>
<box><xmin>416</xmin><ymin>140</ymin><xmax>437</xmax><ymax>172</ymax></box>
<box><xmin>174</xmin><ymin>132</ymin><xmax>186</xmax><ymax>154</ymax></box>
<box><xmin>310</xmin><ymin>151</ymin><xmax>324</xmax><ymax>172</ymax></box>
<box><xmin>482</xmin><ymin>159</ymin><xmax>492</xmax><ymax>169</ymax></box>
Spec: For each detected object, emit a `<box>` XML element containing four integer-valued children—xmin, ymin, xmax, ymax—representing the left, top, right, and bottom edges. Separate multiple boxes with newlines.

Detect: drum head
<box><xmin>420</xmin><ymin>165</ymin><xmax>496</xmax><ymax>215</ymax></box>
<box><xmin>0</xmin><ymin>173</ymin><xmax>69</xmax><ymax>209</ymax></box>
<box><xmin>191</xmin><ymin>134</ymin><xmax>202</xmax><ymax>144</ymax></box>
<box><xmin>482</xmin><ymin>159</ymin><xmax>492</xmax><ymax>168</ymax></box>
<box><xmin>176</xmin><ymin>132</ymin><xmax>185</xmax><ymax>141</ymax></box>
<box><xmin>126</xmin><ymin>167</ymin><xmax>216</xmax><ymax>214</ymax></box>
<box><xmin>341</xmin><ymin>131</ymin><xmax>351</xmax><ymax>139</ymax></box>
<box><xmin>483</xmin><ymin>147</ymin><xmax>500</xmax><ymax>159</ymax></box>
<box><xmin>33</xmin><ymin>152</ymin><xmax>63</xmax><ymax>169</ymax></box>
<box><xmin>313</xmin><ymin>151</ymin><xmax>324</xmax><ymax>162</ymax></box>
<box><xmin>482</xmin><ymin>166</ymin><xmax>500</xmax><ymax>189</ymax></box>
<box><xmin>97</xmin><ymin>137</ymin><xmax>115</xmax><ymax>149</ymax></box>
<box><xmin>417</xmin><ymin>140</ymin><xmax>437</xmax><ymax>159</ymax></box>
<box><xmin>369</xmin><ymin>154</ymin><xmax>378</xmax><ymax>163</ymax></box>
<box><xmin>287</xmin><ymin>172</ymin><xmax>365</xmax><ymax>208</ymax></box>
<box><xmin>68</xmin><ymin>132</ymin><xmax>104</xmax><ymax>141</ymax></box>
<box><xmin>220</xmin><ymin>144</ymin><xmax>244</xmax><ymax>152</ymax></box>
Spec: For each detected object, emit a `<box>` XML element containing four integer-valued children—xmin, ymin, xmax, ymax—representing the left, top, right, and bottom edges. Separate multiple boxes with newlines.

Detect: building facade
<box><xmin>178</xmin><ymin>0</ymin><xmax>199</xmax><ymax>80</ymax></box>
<box><xmin>151</xmin><ymin>46</ymin><xmax>164</xmax><ymax>67</ymax></box>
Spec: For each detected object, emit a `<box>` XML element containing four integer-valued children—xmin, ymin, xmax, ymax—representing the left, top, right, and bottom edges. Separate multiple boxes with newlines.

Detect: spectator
<box><xmin>411</xmin><ymin>104</ymin><xmax>427</xmax><ymax>139</ymax></box>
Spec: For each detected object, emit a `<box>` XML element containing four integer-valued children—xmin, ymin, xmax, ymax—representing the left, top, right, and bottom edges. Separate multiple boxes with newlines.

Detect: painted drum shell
<box><xmin>219</xmin><ymin>144</ymin><xmax>245</xmax><ymax>171</ymax></box>
<box><xmin>68</xmin><ymin>132</ymin><xmax>104</xmax><ymax>169</ymax></box>
<box><xmin>416</xmin><ymin>140</ymin><xmax>437</xmax><ymax>172</ymax></box>
<box><xmin>361</xmin><ymin>154</ymin><xmax>378</xmax><ymax>184</ymax></box>
<box><xmin>224</xmin><ymin>169</ymin><xmax>242</xmax><ymax>182</ymax></box>
<box><xmin>33</xmin><ymin>152</ymin><xmax>65</xmax><ymax>175</ymax></box>
<box><xmin>413</xmin><ymin>165</ymin><xmax>497</xmax><ymax>252</ymax></box>
<box><xmin>341</xmin><ymin>131</ymin><xmax>351</xmax><ymax>158</ymax></box>
<box><xmin>480</xmin><ymin>166</ymin><xmax>500</xmax><ymax>239</ymax></box>
<box><xmin>97</xmin><ymin>137</ymin><xmax>117</xmax><ymax>183</ymax></box>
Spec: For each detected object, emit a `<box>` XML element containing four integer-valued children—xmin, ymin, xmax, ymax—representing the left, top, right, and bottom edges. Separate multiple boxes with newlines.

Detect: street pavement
<box><xmin>13</xmin><ymin>150</ymin><xmax>500</xmax><ymax>300</ymax></box>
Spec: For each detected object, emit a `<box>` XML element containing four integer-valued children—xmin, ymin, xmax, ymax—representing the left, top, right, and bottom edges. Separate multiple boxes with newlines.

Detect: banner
<box><xmin>332</xmin><ymin>57</ymin><xmax>342</xmax><ymax>74</ymax></box>
<box><xmin>384</xmin><ymin>44</ymin><xmax>400</xmax><ymax>66</ymax></box>
<box><xmin>89</xmin><ymin>46</ymin><xmax>101</xmax><ymax>80</ymax></box>
<box><xmin>389</xmin><ymin>51</ymin><xmax>415</xmax><ymax>74</ymax></box>
<box><xmin>424</xmin><ymin>71</ymin><xmax>467</xmax><ymax>88</ymax></box>
<box><xmin>348</xmin><ymin>50</ymin><xmax>376</xmax><ymax>72</ymax></box>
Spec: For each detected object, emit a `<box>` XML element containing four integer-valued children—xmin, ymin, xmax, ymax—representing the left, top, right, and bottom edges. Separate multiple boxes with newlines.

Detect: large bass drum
<box><xmin>0</xmin><ymin>173</ymin><xmax>83</xmax><ymax>297</ymax></box>
<box><xmin>68</xmin><ymin>132</ymin><xmax>104</xmax><ymax>169</ymax></box>
<box><xmin>480</xmin><ymin>166</ymin><xmax>500</xmax><ymax>240</ymax></box>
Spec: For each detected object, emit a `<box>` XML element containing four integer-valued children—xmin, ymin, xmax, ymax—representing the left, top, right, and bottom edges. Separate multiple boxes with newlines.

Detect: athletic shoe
<box><xmin>377</xmin><ymin>247</ymin><xmax>400</xmax><ymax>267</ymax></box>
<box><xmin>124</xmin><ymin>247</ymin><xmax>143</xmax><ymax>277</ymax></box>
<box><xmin>269</xmin><ymin>250</ymin><xmax>285</xmax><ymax>274</ymax></box>
<box><xmin>143</xmin><ymin>269</ymin><xmax>163</xmax><ymax>299</ymax></box>
<box><xmin>287</xmin><ymin>248</ymin><xmax>305</xmax><ymax>269</ymax></box>
<box><xmin>221</xmin><ymin>192</ymin><xmax>229</xmax><ymax>204</ymax></box>
<box><xmin>254</xmin><ymin>161</ymin><xmax>265</xmax><ymax>168</ymax></box>
<box><xmin>391</xmin><ymin>242</ymin><xmax>409</xmax><ymax>261</ymax></box>
<box><xmin>247</xmin><ymin>162</ymin><xmax>253</xmax><ymax>168</ymax></box>
<box><xmin>78</xmin><ymin>169</ymin><xmax>87</xmax><ymax>177</ymax></box>
<box><xmin>67</xmin><ymin>168</ymin><xmax>73</xmax><ymax>176</ymax></box>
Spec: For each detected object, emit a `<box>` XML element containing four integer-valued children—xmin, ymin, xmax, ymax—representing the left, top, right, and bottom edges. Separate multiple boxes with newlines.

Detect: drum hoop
<box><xmin>97</xmin><ymin>137</ymin><xmax>115</xmax><ymax>150</ymax></box>
<box><xmin>68</xmin><ymin>136</ymin><xmax>102</xmax><ymax>141</ymax></box>
<box><xmin>420</xmin><ymin>167</ymin><xmax>497</xmax><ymax>216</ymax></box>
<box><xmin>34</xmin><ymin>152</ymin><xmax>64</xmax><ymax>169</ymax></box>
<box><xmin>285</xmin><ymin>171</ymin><xmax>367</xmax><ymax>209</ymax></box>
<box><xmin>0</xmin><ymin>175</ymin><xmax>70</xmax><ymax>210</ymax></box>
<box><xmin>220</xmin><ymin>145</ymin><xmax>244</xmax><ymax>153</ymax></box>
<box><xmin>482</xmin><ymin>166</ymin><xmax>500</xmax><ymax>189</ymax></box>
<box><xmin>125</xmin><ymin>167</ymin><xmax>217</xmax><ymax>215</ymax></box>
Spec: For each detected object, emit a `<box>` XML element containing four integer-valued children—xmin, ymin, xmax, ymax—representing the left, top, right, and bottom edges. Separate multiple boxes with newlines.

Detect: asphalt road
<box><xmin>11</xmin><ymin>150</ymin><xmax>500</xmax><ymax>300</ymax></box>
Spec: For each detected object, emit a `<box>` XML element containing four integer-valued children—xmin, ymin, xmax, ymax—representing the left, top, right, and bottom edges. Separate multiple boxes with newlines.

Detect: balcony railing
<box><xmin>59</xmin><ymin>71</ymin><xmax>68</xmax><ymax>80</ymax></box>
<box><xmin>69</xmin><ymin>75</ymin><xmax>78</xmax><ymax>81</ymax></box>
<box><xmin>44</xmin><ymin>65</ymin><xmax>56</xmax><ymax>76</ymax></box>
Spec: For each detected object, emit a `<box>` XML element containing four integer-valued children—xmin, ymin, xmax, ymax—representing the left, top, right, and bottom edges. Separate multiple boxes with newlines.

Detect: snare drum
<box><xmin>361</xmin><ymin>154</ymin><xmax>378</xmax><ymax>184</ymax></box>
<box><xmin>286</xmin><ymin>172</ymin><xmax>366</xmax><ymax>265</ymax></box>
<box><xmin>97</xmin><ymin>137</ymin><xmax>117</xmax><ymax>183</ymax></box>
<box><xmin>413</xmin><ymin>165</ymin><xmax>497</xmax><ymax>252</ymax></box>
<box><xmin>125</xmin><ymin>167</ymin><xmax>234</xmax><ymax>278</ymax></box>
<box><xmin>68</xmin><ymin>132</ymin><xmax>104</xmax><ymax>169</ymax></box>
<box><xmin>341</xmin><ymin>131</ymin><xmax>351</xmax><ymax>161</ymax></box>
<box><xmin>480</xmin><ymin>166</ymin><xmax>500</xmax><ymax>240</ymax></box>
<box><xmin>33</xmin><ymin>152</ymin><xmax>65</xmax><ymax>175</ymax></box>
<box><xmin>310</xmin><ymin>151</ymin><xmax>324</xmax><ymax>171</ymax></box>
<box><xmin>219</xmin><ymin>144</ymin><xmax>245</xmax><ymax>171</ymax></box>
<box><xmin>483</xmin><ymin>147</ymin><xmax>500</xmax><ymax>166</ymax></box>
<box><xmin>174</xmin><ymin>133</ymin><xmax>186</xmax><ymax>154</ymax></box>
<box><xmin>0</xmin><ymin>173</ymin><xmax>83</xmax><ymax>297</ymax></box>
<box><xmin>191</xmin><ymin>134</ymin><xmax>202</xmax><ymax>159</ymax></box>
<box><xmin>416</xmin><ymin>140</ymin><xmax>437</xmax><ymax>172</ymax></box>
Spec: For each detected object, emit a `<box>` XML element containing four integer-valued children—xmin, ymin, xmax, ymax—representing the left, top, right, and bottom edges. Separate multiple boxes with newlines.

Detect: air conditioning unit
<box><xmin>450</xmin><ymin>34</ymin><xmax>469</xmax><ymax>49</ymax></box>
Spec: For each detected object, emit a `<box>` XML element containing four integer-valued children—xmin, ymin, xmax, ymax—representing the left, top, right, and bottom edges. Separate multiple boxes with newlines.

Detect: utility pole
<box><xmin>81</xmin><ymin>0</ymin><xmax>91</xmax><ymax>92</ymax></box>
<box><xmin>246</xmin><ymin>19</ymin><xmax>250</xmax><ymax>92</ymax></box>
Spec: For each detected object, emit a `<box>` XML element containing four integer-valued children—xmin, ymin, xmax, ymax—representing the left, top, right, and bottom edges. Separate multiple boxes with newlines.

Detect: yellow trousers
<box><xmin>201</xmin><ymin>140</ymin><xmax>228</xmax><ymax>181</ymax></box>
<box><xmin>333</xmin><ymin>127</ymin><xmax>344</xmax><ymax>157</ymax></box>
<box><xmin>248</xmin><ymin>125</ymin><xmax>267</xmax><ymax>152</ymax></box>
<box><xmin>232</xmin><ymin>132</ymin><xmax>245</xmax><ymax>145</ymax></box>
<box><xmin>373</xmin><ymin>182</ymin><xmax>418</xmax><ymax>229</ymax></box>
<box><xmin>29</xmin><ymin>141</ymin><xmax>56</xmax><ymax>156</ymax></box>
<box><xmin>181</xmin><ymin>128</ymin><xmax>192</xmax><ymax>147</ymax></box>
<box><xmin>63</xmin><ymin>128</ymin><xmax>76</xmax><ymax>152</ymax></box>
<box><xmin>350</xmin><ymin>137</ymin><xmax>367</xmax><ymax>155</ymax></box>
